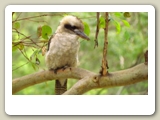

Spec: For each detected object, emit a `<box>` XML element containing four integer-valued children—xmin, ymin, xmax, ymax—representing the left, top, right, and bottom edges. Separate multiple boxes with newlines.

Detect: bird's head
<box><xmin>57</xmin><ymin>15</ymin><xmax>90</xmax><ymax>41</ymax></box>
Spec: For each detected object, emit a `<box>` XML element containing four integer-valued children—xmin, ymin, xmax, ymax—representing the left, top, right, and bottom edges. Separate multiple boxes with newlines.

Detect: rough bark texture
<box><xmin>12</xmin><ymin>63</ymin><xmax>148</xmax><ymax>95</ymax></box>
<box><xmin>101</xmin><ymin>12</ymin><xmax>109</xmax><ymax>76</ymax></box>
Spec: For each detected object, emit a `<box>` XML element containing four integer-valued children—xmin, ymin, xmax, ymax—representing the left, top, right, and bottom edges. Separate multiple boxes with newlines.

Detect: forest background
<box><xmin>12</xmin><ymin>12</ymin><xmax>148</xmax><ymax>95</ymax></box>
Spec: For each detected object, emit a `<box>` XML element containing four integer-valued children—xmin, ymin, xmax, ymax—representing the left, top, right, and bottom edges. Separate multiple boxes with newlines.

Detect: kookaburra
<box><xmin>45</xmin><ymin>15</ymin><xmax>90</xmax><ymax>95</ymax></box>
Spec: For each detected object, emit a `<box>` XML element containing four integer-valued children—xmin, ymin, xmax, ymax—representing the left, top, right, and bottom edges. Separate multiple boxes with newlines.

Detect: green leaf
<box><xmin>114</xmin><ymin>12</ymin><xmax>122</xmax><ymax>17</ymax></box>
<box><xmin>83</xmin><ymin>22</ymin><xmax>90</xmax><ymax>36</ymax></box>
<box><xmin>113</xmin><ymin>21</ymin><xmax>121</xmax><ymax>33</ymax></box>
<box><xmin>122</xmin><ymin>20</ymin><xmax>130</xmax><ymax>27</ymax></box>
<box><xmin>99</xmin><ymin>16</ymin><xmax>105</xmax><ymax>29</ymax></box>
<box><xmin>123</xmin><ymin>12</ymin><xmax>131</xmax><ymax>18</ymax></box>
<box><xmin>124</xmin><ymin>31</ymin><xmax>130</xmax><ymax>40</ymax></box>
<box><xmin>42</xmin><ymin>25</ymin><xmax>52</xmax><ymax>39</ymax></box>
<box><xmin>13</xmin><ymin>22</ymin><xmax>20</xmax><ymax>29</ymax></box>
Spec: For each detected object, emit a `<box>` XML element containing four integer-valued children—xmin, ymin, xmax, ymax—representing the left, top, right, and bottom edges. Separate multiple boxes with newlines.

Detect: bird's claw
<box><xmin>49</xmin><ymin>65</ymin><xmax>69</xmax><ymax>74</ymax></box>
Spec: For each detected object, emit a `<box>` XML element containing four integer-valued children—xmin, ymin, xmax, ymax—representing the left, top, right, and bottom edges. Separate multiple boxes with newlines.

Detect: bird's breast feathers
<box><xmin>45</xmin><ymin>33</ymin><xmax>80</xmax><ymax>69</ymax></box>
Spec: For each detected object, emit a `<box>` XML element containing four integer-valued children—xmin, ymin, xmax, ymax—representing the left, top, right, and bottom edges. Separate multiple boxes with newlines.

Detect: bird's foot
<box><xmin>61</xmin><ymin>65</ymin><xmax>69</xmax><ymax>71</ymax></box>
<box><xmin>49</xmin><ymin>68</ymin><xmax>58</xmax><ymax>74</ymax></box>
<box><xmin>49</xmin><ymin>65</ymin><xmax>69</xmax><ymax>74</ymax></box>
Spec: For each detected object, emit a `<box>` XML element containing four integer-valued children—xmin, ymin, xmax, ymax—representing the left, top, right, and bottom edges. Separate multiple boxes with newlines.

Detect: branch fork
<box><xmin>12</xmin><ymin>63</ymin><xmax>148</xmax><ymax>95</ymax></box>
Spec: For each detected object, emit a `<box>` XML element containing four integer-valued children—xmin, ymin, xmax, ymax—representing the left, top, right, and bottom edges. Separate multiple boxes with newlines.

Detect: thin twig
<box><xmin>12</xmin><ymin>62</ymin><xmax>29</xmax><ymax>71</ymax></box>
<box><xmin>12</xmin><ymin>13</ymin><xmax>64</xmax><ymax>23</ymax></box>
<box><xmin>12</xmin><ymin>28</ymin><xmax>41</xmax><ymax>48</ymax></box>
<box><xmin>94</xmin><ymin>12</ymin><xmax>100</xmax><ymax>48</ymax></box>
<box><xmin>15</xmin><ymin>12</ymin><xmax>22</xmax><ymax>21</ymax></box>
<box><xmin>27</xmin><ymin>19</ymin><xmax>48</xmax><ymax>23</ymax></box>
<box><xmin>19</xmin><ymin>49</ymin><xmax>31</xmax><ymax>62</ymax></box>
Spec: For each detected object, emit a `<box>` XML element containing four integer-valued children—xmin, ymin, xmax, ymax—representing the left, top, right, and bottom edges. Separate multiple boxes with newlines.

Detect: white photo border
<box><xmin>5</xmin><ymin>5</ymin><xmax>155</xmax><ymax>115</ymax></box>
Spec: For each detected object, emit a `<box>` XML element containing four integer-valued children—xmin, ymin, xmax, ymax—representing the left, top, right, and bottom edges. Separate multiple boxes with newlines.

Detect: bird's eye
<box><xmin>72</xmin><ymin>26</ymin><xmax>78</xmax><ymax>29</ymax></box>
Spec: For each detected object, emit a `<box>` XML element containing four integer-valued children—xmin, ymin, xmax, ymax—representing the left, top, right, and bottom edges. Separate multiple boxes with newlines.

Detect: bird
<box><xmin>45</xmin><ymin>15</ymin><xmax>90</xmax><ymax>95</ymax></box>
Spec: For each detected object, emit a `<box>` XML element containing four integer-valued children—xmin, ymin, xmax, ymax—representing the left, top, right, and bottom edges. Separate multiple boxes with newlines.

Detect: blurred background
<box><xmin>12</xmin><ymin>12</ymin><xmax>148</xmax><ymax>95</ymax></box>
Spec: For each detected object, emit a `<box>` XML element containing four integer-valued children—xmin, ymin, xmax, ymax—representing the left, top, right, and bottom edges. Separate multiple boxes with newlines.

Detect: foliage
<box><xmin>12</xmin><ymin>12</ymin><xmax>148</xmax><ymax>95</ymax></box>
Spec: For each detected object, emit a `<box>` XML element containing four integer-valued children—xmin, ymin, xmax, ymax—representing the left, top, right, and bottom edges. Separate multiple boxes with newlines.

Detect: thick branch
<box><xmin>12</xmin><ymin>68</ymin><xmax>94</xmax><ymax>94</ymax></box>
<box><xmin>12</xmin><ymin>63</ymin><xmax>148</xmax><ymax>95</ymax></box>
<box><xmin>63</xmin><ymin>63</ymin><xmax>148</xmax><ymax>95</ymax></box>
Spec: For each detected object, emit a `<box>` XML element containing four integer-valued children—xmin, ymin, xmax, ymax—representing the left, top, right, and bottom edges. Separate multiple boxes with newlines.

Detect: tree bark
<box><xmin>12</xmin><ymin>63</ymin><xmax>148</xmax><ymax>95</ymax></box>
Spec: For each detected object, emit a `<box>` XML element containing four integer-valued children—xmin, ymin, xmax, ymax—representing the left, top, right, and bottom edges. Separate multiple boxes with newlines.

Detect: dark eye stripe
<box><xmin>64</xmin><ymin>24</ymin><xmax>78</xmax><ymax>30</ymax></box>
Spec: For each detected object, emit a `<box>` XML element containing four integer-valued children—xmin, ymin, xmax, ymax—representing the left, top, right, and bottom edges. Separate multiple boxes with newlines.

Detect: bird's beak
<box><xmin>73</xmin><ymin>29</ymin><xmax>90</xmax><ymax>40</ymax></box>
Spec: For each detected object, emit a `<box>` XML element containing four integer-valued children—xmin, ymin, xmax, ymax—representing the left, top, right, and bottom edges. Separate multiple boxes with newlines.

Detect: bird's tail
<box><xmin>55</xmin><ymin>79</ymin><xmax>67</xmax><ymax>95</ymax></box>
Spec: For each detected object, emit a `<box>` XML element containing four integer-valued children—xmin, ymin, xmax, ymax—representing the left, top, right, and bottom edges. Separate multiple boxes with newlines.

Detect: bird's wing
<box><xmin>47</xmin><ymin>34</ymin><xmax>55</xmax><ymax>51</ymax></box>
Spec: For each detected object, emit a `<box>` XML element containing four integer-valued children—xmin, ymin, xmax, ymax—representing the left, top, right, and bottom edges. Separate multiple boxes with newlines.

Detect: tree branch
<box><xmin>12</xmin><ymin>63</ymin><xmax>148</xmax><ymax>95</ymax></box>
<box><xmin>94</xmin><ymin>12</ymin><xmax>100</xmax><ymax>48</ymax></box>
<box><xmin>63</xmin><ymin>63</ymin><xmax>148</xmax><ymax>95</ymax></box>
<box><xmin>101</xmin><ymin>12</ymin><xmax>109</xmax><ymax>75</ymax></box>
<box><xmin>12</xmin><ymin>68</ymin><xmax>94</xmax><ymax>94</ymax></box>
<box><xmin>12</xmin><ymin>13</ymin><xmax>65</xmax><ymax>23</ymax></box>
